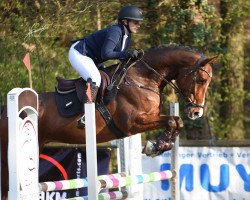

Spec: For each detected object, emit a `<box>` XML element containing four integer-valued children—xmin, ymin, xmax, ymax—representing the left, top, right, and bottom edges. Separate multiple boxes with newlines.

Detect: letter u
<box><xmin>200</xmin><ymin>164</ymin><xmax>229</xmax><ymax>192</ymax></box>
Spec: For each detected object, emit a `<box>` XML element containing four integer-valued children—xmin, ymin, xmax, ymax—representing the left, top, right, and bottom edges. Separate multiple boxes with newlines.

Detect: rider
<box><xmin>68</xmin><ymin>5</ymin><xmax>143</xmax><ymax>128</ymax></box>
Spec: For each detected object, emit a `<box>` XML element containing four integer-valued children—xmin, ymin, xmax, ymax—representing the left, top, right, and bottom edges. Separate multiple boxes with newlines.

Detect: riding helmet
<box><xmin>118</xmin><ymin>6</ymin><xmax>143</xmax><ymax>21</ymax></box>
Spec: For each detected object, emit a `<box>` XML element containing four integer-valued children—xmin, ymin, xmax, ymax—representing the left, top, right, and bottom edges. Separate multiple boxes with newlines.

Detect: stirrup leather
<box><xmin>77</xmin><ymin>114</ymin><xmax>85</xmax><ymax>129</ymax></box>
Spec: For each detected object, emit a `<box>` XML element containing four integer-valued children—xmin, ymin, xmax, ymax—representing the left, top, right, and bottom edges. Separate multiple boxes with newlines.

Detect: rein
<box><xmin>124</xmin><ymin>76</ymin><xmax>160</xmax><ymax>95</ymax></box>
<box><xmin>140</xmin><ymin>59</ymin><xmax>183</xmax><ymax>95</ymax></box>
<box><xmin>107</xmin><ymin>58</ymin><xmax>137</xmax><ymax>91</ymax></box>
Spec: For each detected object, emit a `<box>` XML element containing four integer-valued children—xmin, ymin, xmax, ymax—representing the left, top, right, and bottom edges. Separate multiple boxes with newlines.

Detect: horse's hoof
<box><xmin>142</xmin><ymin>140</ymin><xmax>161</xmax><ymax>157</ymax></box>
<box><xmin>142</xmin><ymin>140</ymin><xmax>155</xmax><ymax>155</ymax></box>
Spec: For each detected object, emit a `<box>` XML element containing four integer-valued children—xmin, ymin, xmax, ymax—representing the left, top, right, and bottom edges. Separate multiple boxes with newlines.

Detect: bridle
<box><xmin>183</xmin><ymin>59</ymin><xmax>212</xmax><ymax>108</ymax></box>
<box><xmin>126</xmin><ymin>55</ymin><xmax>212</xmax><ymax>109</ymax></box>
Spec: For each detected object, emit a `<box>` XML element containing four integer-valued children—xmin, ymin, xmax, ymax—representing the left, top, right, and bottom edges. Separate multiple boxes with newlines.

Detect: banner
<box><xmin>142</xmin><ymin>147</ymin><xmax>250</xmax><ymax>200</ymax></box>
<box><xmin>39</xmin><ymin>147</ymin><xmax>111</xmax><ymax>200</ymax></box>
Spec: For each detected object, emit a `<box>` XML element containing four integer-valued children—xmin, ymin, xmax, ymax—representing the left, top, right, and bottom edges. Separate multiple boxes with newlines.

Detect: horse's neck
<box><xmin>148</xmin><ymin>50</ymin><xmax>199</xmax><ymax>76</ymax></box>
<box><xmin>139</xmin><ymin>50</ymin><xmax>199</xmax><ymax>89</ymax></box>
<box><xmin>141</xmin><ymin>55</ymin><xmax>177</xmax><ymax>83</ymax></box>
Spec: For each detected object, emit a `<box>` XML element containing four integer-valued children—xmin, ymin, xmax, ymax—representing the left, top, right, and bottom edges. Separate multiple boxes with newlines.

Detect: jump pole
<box><xmin>170</xmin><ymin>102</ymin><xmax>180</xmax><ymax>200</ymax></box>
<box><xmin>39</xmin><ymin>169</ymin><xmax>175</xmax><ymax>192</ymax></box>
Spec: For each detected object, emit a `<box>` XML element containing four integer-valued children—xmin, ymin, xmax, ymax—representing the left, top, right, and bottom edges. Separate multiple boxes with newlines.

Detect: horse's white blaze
<box><xmin>197</xmin><ymin>99</ymin><xmax>205</xmax><ymax>118</ymax></box>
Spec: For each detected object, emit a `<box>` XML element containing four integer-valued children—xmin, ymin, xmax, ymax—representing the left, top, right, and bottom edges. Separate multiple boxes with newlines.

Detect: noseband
<box><xmin>140</xmin><ymin>58</ymin><xmax>212</xmax><ymax>109</ymax></box>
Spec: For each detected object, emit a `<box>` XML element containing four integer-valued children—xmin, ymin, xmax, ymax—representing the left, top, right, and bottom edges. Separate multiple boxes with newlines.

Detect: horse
<box><xmin>0</xmin><ymin>45</ymin><xmax>217</xmax><ymax>199</ymax></box>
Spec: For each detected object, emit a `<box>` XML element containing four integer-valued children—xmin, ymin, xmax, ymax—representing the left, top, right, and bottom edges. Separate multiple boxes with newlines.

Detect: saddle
<box><xmin>54</xmin><ymin>70</ymin><xmax>111</xmax><ymax>118</ymax></box>
<box><xmin>56</xmin><ymin>70</ymin><xmax>111</xmax><ymax>102</ymax></box>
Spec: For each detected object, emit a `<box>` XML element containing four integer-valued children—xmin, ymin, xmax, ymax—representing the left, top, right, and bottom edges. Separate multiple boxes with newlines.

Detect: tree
<box><xmin>0</xmin><ymin>0</ymin><xmax>249</xmax><ymax>139</ymax></box>
<box><xmin>218</xmin><ymin>0</ymin><xmax>246</xmax><ymax>139</ymax></box>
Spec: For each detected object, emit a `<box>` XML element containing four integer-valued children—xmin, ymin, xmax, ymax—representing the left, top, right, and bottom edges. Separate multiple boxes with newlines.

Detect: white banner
<box><xmin>142</xmin><ymin>147</ymin><xmax>250</xmax><ymax>200</ymax></box>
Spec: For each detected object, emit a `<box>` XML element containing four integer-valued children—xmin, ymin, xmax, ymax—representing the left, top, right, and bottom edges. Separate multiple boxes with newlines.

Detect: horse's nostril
<box><xmin>194</xmin><ymin>112</ymin><xmax>199</xmax><ymax>116</ymax></box>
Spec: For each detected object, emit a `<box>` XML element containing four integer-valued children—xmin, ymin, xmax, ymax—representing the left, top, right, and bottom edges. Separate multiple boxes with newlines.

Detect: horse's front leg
<box><xmin>137</xmin><ymin>114</ymin><xmax>183</xmax><ymax>157</ymax></box>
<box><xmin>135</xmin><ymin>114</ymin><xmax>182</xmax><ymax>130</ymax></box>
<box><xmin>154</xmin><ymin>116</ymin><xmax>183</xmax><ymax>154</ymax></box>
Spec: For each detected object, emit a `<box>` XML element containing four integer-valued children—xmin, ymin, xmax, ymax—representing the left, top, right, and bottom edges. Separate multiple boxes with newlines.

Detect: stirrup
<box><xmin>77</xmin><ymin>114</ymin><xmax>85</xmax><ymax>129</ymax></box>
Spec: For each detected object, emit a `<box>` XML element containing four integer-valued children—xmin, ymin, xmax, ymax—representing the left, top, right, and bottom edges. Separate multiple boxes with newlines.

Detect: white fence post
<box><xmin>170</xmin><ymin>102</ymin><xmax>180</xmax><ymax>200</ymax></box>
<box><xmin>7</xmin><ymin>88</ymin><xmax>39</xmax><ymax>200</ymax></box>
<box><xmin>85</xmin><ymin>102</ymin><xmax>98</xmax><ymax>200</ymax></box>
<box><xmin>118</xmin><ymin>134</ymin><xmax>143</xmax><ymax>199</ymax></box>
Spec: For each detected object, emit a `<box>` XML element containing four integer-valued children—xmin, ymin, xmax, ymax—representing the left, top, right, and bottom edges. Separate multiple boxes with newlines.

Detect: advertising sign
<box><xmin>39</xmin><ymin>147</ymin><xmax>111</xmax><ymax>200</ymax></box>
<box><xmin>142</xmin><ymin>147</ymin><xmax>250</xmax><ymax>200</ymax></box>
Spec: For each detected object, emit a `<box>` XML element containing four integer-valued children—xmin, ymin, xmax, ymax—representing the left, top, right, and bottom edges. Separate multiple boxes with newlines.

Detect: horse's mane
<box><xmin>105</xmin><ymin>45</ymin><xmax>205</xmax><ymax>72</ymax></box>
<box><xmin>145</xmin><ymin>45</ymin><xmax>205</xmax><ymax>57</ymax></box>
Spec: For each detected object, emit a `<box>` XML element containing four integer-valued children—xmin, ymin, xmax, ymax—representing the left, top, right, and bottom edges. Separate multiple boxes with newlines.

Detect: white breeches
<box><xmin>68</xmin><ymin>42</ymin><xmax>101</xmax><ymax>87</ymax></box>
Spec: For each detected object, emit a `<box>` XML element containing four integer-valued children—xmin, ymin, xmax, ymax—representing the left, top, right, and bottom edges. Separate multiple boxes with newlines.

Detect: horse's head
<box><xmin>133</xmin><ymin>47</ymin><xmax>218</xmax><ymax>120</ymax></box>
<box><xmin>175</xmin><ymin>55</ymin><xmax>218</xmax><ymax>120</ymax></box>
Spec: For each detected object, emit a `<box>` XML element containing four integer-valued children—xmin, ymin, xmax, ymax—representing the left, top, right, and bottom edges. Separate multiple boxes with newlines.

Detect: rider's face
<box><xmin>128</xmin><ymin>20</ymin><xmax>141</xmax><ymax>33</ymax></box>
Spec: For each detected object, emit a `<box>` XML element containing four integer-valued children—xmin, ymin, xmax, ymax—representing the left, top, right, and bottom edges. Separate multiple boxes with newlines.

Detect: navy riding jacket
<box><xmin>73</xmin><ymin>24</ymin><xmax>131</xmax><ymax>65</ymax></box>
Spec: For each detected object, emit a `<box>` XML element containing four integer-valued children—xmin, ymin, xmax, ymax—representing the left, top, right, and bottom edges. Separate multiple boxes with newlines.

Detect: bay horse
<box><xmin>0</xmin><ymin>45</ymin><xmax>217</xmax><ymax>199</ymax></box>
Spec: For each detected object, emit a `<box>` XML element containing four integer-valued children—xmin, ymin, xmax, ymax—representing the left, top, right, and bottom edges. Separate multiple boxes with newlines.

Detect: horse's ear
<box><xmin>200</xmin><ymin>55</ymin><xmax>219</xmax><ymax>66</ymax></box>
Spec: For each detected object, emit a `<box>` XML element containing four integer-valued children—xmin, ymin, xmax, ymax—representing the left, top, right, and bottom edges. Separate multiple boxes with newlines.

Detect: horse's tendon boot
<box><xmin>155</xmin><ymin>130</ymin><xmax>173</xmax><ymax>151</ymax></box>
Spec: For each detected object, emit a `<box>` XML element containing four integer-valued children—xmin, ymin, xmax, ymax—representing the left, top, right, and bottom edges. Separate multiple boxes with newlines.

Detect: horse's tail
<box><xmin>0</xmin><ymin>104</ymin><xmax>6</xmax><ymax>119</ymax></box>
<box><xmin>0</xmin><ymin>96</ymin><xmax>2</xmax><ymax>118</ymax></box>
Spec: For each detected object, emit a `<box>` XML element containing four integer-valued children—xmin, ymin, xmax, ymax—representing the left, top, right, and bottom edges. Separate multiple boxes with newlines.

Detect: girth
<box><xmin>96</xmin><ymin>101</ymin><xmax>125</xmax><ymax>139</ymax></box>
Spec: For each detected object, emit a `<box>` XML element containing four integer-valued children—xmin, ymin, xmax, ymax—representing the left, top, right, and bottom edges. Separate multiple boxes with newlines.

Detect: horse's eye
<box><xmin>197</xmin><ymin>78</ymin><xmax>206</xmax><ymax>85</ymax></box>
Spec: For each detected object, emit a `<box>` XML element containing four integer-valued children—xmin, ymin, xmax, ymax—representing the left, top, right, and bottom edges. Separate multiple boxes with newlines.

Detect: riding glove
<box><xmin>130</xmin><ymin>50</ymin><xmax>139</xmax><ymax>58</ymax></box>
<box><xmin>125</xmin><ymin>50</ymin><xmax>139</xmax><ymax>59</ymax></box>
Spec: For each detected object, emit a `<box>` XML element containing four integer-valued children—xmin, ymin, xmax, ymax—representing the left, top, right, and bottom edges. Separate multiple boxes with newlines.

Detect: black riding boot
<box><xmin>77</xmin><ymin>84</ymin><xmax>99</xmax><ymax>129</ymax></box>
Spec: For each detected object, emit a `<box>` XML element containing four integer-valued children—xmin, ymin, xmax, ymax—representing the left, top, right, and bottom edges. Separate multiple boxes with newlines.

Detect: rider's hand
<box><xmin>131</xmin><ymin>50</ymin><xmax>139</xmax><ymax>59</ymax></box>
<box><xmin>130</xmin><ymin>50</ymin><xmax>139</xmax><ymax>59</ymax></box>
<box><xmin>126</xmin><ymin>50</ymin><xmax>139</xmax><ymax>59</ymax></box>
